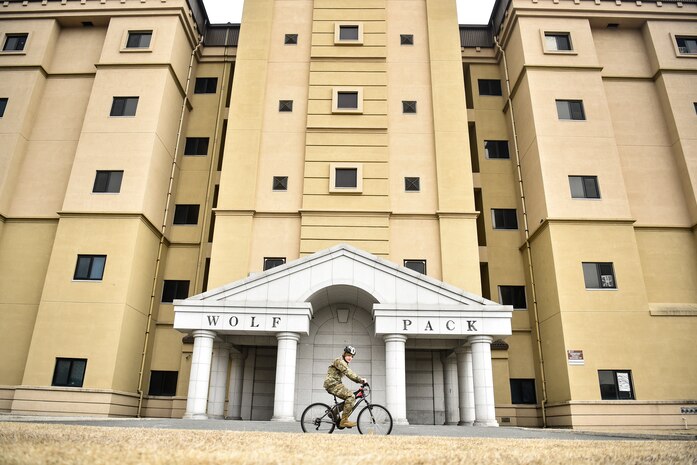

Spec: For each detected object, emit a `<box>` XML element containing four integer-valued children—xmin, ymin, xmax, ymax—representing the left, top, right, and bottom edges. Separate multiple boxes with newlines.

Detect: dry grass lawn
<box><xmin>1</xmin><ymin>422</ymin><xmax>696</xmax><ymax>465</ymax></box>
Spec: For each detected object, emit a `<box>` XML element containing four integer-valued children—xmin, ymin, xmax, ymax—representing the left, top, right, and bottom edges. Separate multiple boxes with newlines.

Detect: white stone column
<box><xmin>455</xmin><ymin>345</ymin><xmax>475</xmax><ymax>425</ymax></box>
<box><xmin>207</xmin><ymin>343</ymin><xmax>230</xmax><ymax>419</ymax></box>
<box><xmin>442</xmin><ymin>352</ymin><xmax>460</xmax><ymax>425</ymax></box>
<box><xmin>183</xmin><ymin>329</ymin><xmax>216</xmax><ymax>419</ymax></box>
<box><xmin>271</xmin><ymin>332</ymin><xmax>300</xmax><ymax>422</ymax></box>
<box><xmin>226</xmin><ymin>349</ymin><xmax>245</xmax><ymax>420</ymax></box>
<box><xmin>470</xmin><ymin>335</ymin><xmax>499</xmax><ymax>427</ymax></box>
<box><xmin>384</xmin><ymin>334</ymin><xmax>409</xmax><ymax>425</ymax></box>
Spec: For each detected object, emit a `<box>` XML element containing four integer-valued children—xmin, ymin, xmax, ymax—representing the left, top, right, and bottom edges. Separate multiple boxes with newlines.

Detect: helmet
<box><xmin>343</xmin><ymin>345</ymin><xmax>356</xmax><ymax>356</ymax></box>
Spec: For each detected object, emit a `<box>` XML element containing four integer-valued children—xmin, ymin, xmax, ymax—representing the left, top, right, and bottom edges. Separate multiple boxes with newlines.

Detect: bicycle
<box><xmin>300</xmin><ymin>383</ymin><xmax>393</xmax><ymax>435</ymax></box>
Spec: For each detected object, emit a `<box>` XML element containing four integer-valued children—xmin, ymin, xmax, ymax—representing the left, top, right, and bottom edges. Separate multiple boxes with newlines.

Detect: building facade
<box><xmin>0</xmin><ymin>0</ymin><xmax>695</xmax><ymax>429</ymax></box>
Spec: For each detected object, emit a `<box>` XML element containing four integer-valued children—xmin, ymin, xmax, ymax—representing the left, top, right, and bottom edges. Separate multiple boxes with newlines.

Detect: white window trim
<box><xmin>1</xmin><ymin>32</ymin><xmax>30</xmax><ymax>55</ymax></box>
<box><xmin>329</xmin><ymin>163</ymin><xmax>363</xmax><ymax>194</ymax></box>
<box><xmin>120</xmin><ymin>29</ymin><xmax>155</xmax><ymax>53</ymax></box>
<box><xmin>670</xmin><ymin>33</ymin><xmax>697</xmax><ymax>58</ymax></box>
<box><xmin>334</xmin><ymin>22</ymin><xmax>364</xmax><ymax>45</ymax></box>
<box><xmin>540</xmin><ymin>30</ymin><xmax>577</xmax><ymax>55</ymax></box>
<box><xmin>332</xmin><ymin>87</ymin><xmax>364</xmax><ymax>114</ymax></box>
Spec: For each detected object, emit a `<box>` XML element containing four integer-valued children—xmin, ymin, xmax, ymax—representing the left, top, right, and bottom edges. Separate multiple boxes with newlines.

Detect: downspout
<box><xmin>136</xmin><ymin>34</ymin><xmax>204</xmax><ymax>418</ymax></box>
<box><xmin>494</xmin><ymin>35</ymin><xmax>548</xmax><ymax>427</ymax></box>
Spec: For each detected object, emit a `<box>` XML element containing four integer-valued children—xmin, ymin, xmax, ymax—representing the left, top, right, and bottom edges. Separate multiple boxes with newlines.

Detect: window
<box><xmin>273</xmin><ymin>176</ymin><xmax>288</xmax><ymax>191</ymax></box>
<box><xmin>400</xmin><ymin>34</ymin><xmax>414</xmax><ymax>45</ymax></box>
<box><xmin>263</xmin><ymin>257</ymin><xmax>286</xmax><ymax>271</ymax></box>
<box><xmin>583</xmin><ymin>262</ymin><xmax>616</xmax><ymax>289</ymax></box>
<box><xmin>194</xmin><ymin>77</ymin><xmax>217</xmax><ymax>94</ymax></box>
<box><xmin>126</xmin><ymin>31</ymin><xmax>152</xmax><ymax>49</ymax></box>
<box><xmin>598</xmin><ymin>370</ymin><xmax>634</xmax><ymax>400</ymax></box>
<box><xmin>404</xmin><ymin>177</ymin><xmax>420</xmax><ymax>192</ymax></box>
<box><xmin>184</xmin><ymin>137</ymin><xmax>209</xmax><ymax>156</ymax></box>
<box><xmin>492</xmin><ymin>209</ymin><xmax>518</xmax><ymax>230</ymax></box>
<box><xmin>339</xmin><ymin>25</ymin><xmax>359</xmax><ymax>41</ymax></box>
<box><xmin>74</xmin><ymin>255</ymin><xmax>106</xmax><ymax>281</ymax></box>
<box><xmin>173</xmin><ymin>204</ymin><xmax>200</xmax><ymax>225</ymax></box>
<box><xmin>499</xmin><ymin>285</ymin><xmax>527</xmax><ymax>309</ymax></box>
<box><xmin>332</xmin><ymin>88</ymin><xmax>363</xmax><ymax>114</ymax></box>
<box><xmin>284</xmin><ymin>34</ymin><xmax>298</xmax><ymax>45</ymax></box>
<box><xmin>337</xmin><ymin>92</ymin><xmax>358</xmax><ymax>109</ymax></box>
<box><xmin>335</xmin><ymin>168</ymin><xmax>357</xmax><ymax>188</ymax></box>
<box><xmin>676</xmin><ymin>36</ymin><xmax>697</xmax><ymax>55</ymax></box>
<box><xmin>161</xmin><ymin>280</ymin><xmax>190</xmax><ymax>303</ymax></box>
<box><xmin>279</xmin><ymin>100</ymin><xmax>293</xmax><ymax>112</ymax></box>
<box><xmin>478</xmin><ymin>79</ymin><xmax>502</xmax><ymax>96</ymax></box>
<box><xmin>335</xmin><ymin>23</ymin><xmax>363</xmax><ymax>44</ymax></box>
<box><xmin>556</xmin><ymin>99</ymin><xmax>585</xmax><ymax>120</ymax></box>
<box><xmin>149</xmin><ymin>371</ymin><xmax>178</xmax><ymax>396</ymax></box>
<box><xmin>402</xmin><ymin>101</ymin><xmax>417</xmax><ymax>114</ymax></box>
<box><xmin>510</xmin><ymin>379</ymin><xmax>537</xmax><ymax>404</ymax></box>
<box><xmin>569</xmin><ymin>176</ymin><xmax>600</xmax><ymax>199</ymax></box>
<box><xmin>3</xmin><ymin>33</ymin><xmax>28</xmax><ymax>51</ymax></box>
<box><xmin>330</xmin><ymin>164</ymin><xmax>363</xmax><ymax>193</ymax></box>
<box><xmin>0</xmin><ymin>98</ymin><xmax>7</xmax><ymax>117</ymax></box>
<box><xmin>404</xmin><ymin>259</ymin><xmax>426</xmax><ymax>275</ymax></box>
<box><xmin>110</xmin><ymin>97</ymin><xmax>138</xmax><ymax>117</ymax></box>
<box><xmin>484</xmin><ymin>140</ymin><xmax>510</xmax><ymax>159</ymax></box>
<box><xmin>92</xmin><ymin>170</ymin><xmax>123</xmax><ymax>193</ymax></box>
<box><xmin>544</xmin><ymin>32</ymin><xmax>572</xmax><ymax>51</ymax></box>
<box><xmin>52</xmin><ymin>358</ymin><xmax>87</xmax><ymax>387</ymax></box>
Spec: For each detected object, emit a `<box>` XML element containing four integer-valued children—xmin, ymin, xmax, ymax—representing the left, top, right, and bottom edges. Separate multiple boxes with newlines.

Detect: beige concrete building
<box><xmin>0</xmin><ymin>0</ymin><xmax>695</xmax><ymax>430</ymax></box>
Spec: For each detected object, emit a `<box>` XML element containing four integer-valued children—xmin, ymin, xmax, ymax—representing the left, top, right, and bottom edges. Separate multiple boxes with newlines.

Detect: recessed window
<box><xmin>194</xmin><ymin>77</ymin><xmax>218</xmax><ymax>94</ymax></box>
<box><xmin>335</xmin><ymin>168</ymin><xmax>358</xmax><ymax>188</ymax></box>
<box><xmin>569</xmin><ymin>176</ymin><xmax>600</xmax><ymax>199</ymax></box>
<box><xmin>3</xmin><ymin>33</ymin><xmax>28</xmax><ymax>51</ymax></box>
<box><xmin>484</xmin><ymin>140</ymin><xmax>510</xmax><ymax>159</ymax></box>
<box><xmin>400</xmin><ymin>34</ymin><xmax>414</xmax><ymax>45</ymax></box>
<box><xmin>492</xmin><ymin>209</ymin><xmax>518</xmax><ymax>230</ymax></box>
<box><xmin>598</xmin><ymin>370</ymin><xmax>634</xmax><ymax>400</ymax></box>
<box><xmin>52</xmin><ymin>358</ymin><xmax>87</xmax><ymax>387</ymax></box>
<box><xmin>263</xmin><ymin>257</ymin><xmax>286</xmax><ymax>271</ymax></box>
<box><xmin>173</xmin><ymin>204</ymin><xmax>200</xmax><ymax>225</ymax></box>
<box><xmin>544</xmin><ymin>32</ymin><xmax>572</xmax><ymax>51</ymax></box>
<box><xmin>337</xmin><ymin>92</ymin><xmax>358</xmax><ymax>109</ymax></box>
<box><xmin>339</xmin><ymin>25</ymin><xmax>359</xmax><ymax>41</ymax></box>
<box><xmin>273</xmin><ymin>176</ymin><xmax>288</xmax><ymax>191</ymax></box>
<box><xmin>583</xmin><ymin>262</ymin><xmax>616</xmax><ymax>289</ymax></box>
<box><xmin>125</xmin><ymin>31</ymin><xmax>152</xmax><ymax>49</ymax></box>
<box><xmin>284</xmin><ymin>34</ymin><xmax>298</xmax><ymax>45</ymax></box>
<box><xmin>92</xmin><ymin>170</ymin><xmax>123</xmax><ymax>193</ymax></box>
<box><xmin>162</xmin><ymin>280</ymin><xmax>190</xmax><ymax>303</ymax></box>
<box><xmin>404</xmin><ymin>177</ymin><xmax>420</xmax><ymax>192</ymax></box>
<box><xmin>332</xmin><ymin>88</ymin><xmax>363</xmax><ymax>114</ymax></box>
<box><xmin>148</xmin><ymin>370</ymin><xmax>178</xmax><ymax>396</ymax></box>
<box><xmin>334</xmin><ymin>23</ymin><xmax>363</xmax><ymax>44</ymax></box>
<box><xmin>0</xmin><ymin>98</ymin><xmax>7</xmax><ymax>117</ymax></box>
<box><xmin>676</xmin><ymin>36</ymin><xmax>697</xmax><ymax>55</ymax></box>
<box><xmin>184</xmin><ymin>137</ymin><xmax>209</xmax><ymax>156</ymax></box>
<box><xmin>478</xmin><ymin>79</ymin><xmax>502</xmax><ymax>96</ymax></box>
<box><xmin>499</xmin><ymin>285</ymin><xmax>527</xmax><ymax>309</ymax></box>
<box><xmin>330</xmin><ymin>164</ymin><xmax>363</xmax><ymax>193</ymax></box>
<box><xmin>402</xmin><ymin>101</ymin><xmax>417</xmax><ymax>114</ymax></box>
<box><xmin>510</xmin><ymin>379</ymin><xmax>536</xmax><ymax>404</ymax></box>
<box><xmin>110</xmin><ymin>97</ymin><xmax>139</xmax><ymax>117</ymax></box>
<box><xmin>74</xmin><ymin>255</ymin><xmax>106</xmax><ymax>281</ymax></box>
<box><xmin>556</xmin><ymin>99</ymin><xmax>585</xmax><ymax>120</ymax></box>
<box><xmin>279</xmin><ymin>100</ymin><xmax>293</xmax><ymax>112</ymax></box>
<box><xmin>404</xmin><ymin>259</ymin><xmax>427</xmax><ymax>275</ymax></box>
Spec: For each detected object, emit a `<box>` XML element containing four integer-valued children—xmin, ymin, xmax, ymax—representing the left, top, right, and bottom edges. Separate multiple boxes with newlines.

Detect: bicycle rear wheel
<box><xmin>300</xmin><ymin>402</ymin><xmax>336</xmax><ymax>434</ymax></box>
<box><xmin>357</xmin><ymin>404</ymin><xmax>393</xmax><ymax>435</ymax></box>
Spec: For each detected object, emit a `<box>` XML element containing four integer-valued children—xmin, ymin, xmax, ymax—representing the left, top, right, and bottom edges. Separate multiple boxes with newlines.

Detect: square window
<box><xmin>110</xmin><ymin>97</ymin><xmax>139</xmax><ymax>117</ymax></box>
<box><xmin>161</xmin><ymin>280</ymin><xmax>190</xmax><ymax>303</ymax></box>
<box><xmin>510</xmin><ymin>379</ymin><xmax>537</xmax><ymax>404</ymax></box>
<box><xmin>284</xmin><ymin>34</ymin><xmax>298</xmax><ymax>45</ymax></box>
<box><xmin>148</xmin><ymin>370</ymin><xmax>178</xmax><ymax>396</ymax></box>
<box><xmin>332</xmin><ymin>88</ymin><xmax>363</xmax><ymax>114</ymax></box>
<box><xmin>273</xmin><ymin>176</ymin><xmax>288</xmax><ymax>191</ymax></box>
<box><xmin>582</xmin><ymin>262</ymin><xmax>616</xmax><ymax>289</ymax></box>
<box><xmin>92</xmin><ymin>170</ymin><xmax>123</xmax><ymax>193</ymax></box>
<box><xmin>556</xmin><ymin>99</ymin><xmax>585</xmax><ymax>120</ymax></box>
<box><xmin>263</xmin><ymin>257</ymin><xmax>286</xmax><ymax>271</ymax></box>
<box><xmin>74</xmin><ymin>255</ymin><xmax>106</xmax><ymax>281</ymax></box>
<box><xmin>194</xmin><ymin>77</ymin><xmax>218</xmax><ymax>94</ymax></box>
<box><xmin>400</xmin><ymin>34</ymin><xmax>414</xmax><ymax>45</ymax></box>
<box><xmin>544</xmin><ymin>32</ymin><xmax>572</xmax><ymax>51</ymax></box>
<box><xmin>492</xmin><ymin>209</ymin><xmax>518</xmax><ymax>230</ymax></box>
<box><xmin>126</xmin><ymin>31</ymin><xmax>152</xmax><ymax>49</ymax></box>
<box><xmin>335</xmin><ymin>168</ymin><xmax>358</xmax><ymax>188</ymax></box>
<box><xmin>339</xmin><ymin>26</ymin><xmax>359</xmax><ymax>41</ymax></box>
<box><xmin>598</xmin><ymin>370</ymin><xmax>634</xmax><ymax>400</ymax></box>
<box><xmin>499</xmin><ymin>285</ymin><xmax>527</xmax><ymax>309</ymax></box>
<box><xmin>402</xmin><ymin>101</ymin><xmax>417</xmax><ymax>114</ymax></box>
<box><xmin>279</xmin><ymin>100</ymin><xmax>293</xmax><ymax>112</ymax></box>
<box><xmin>334</xmin><ymin>23</ymin><xmax>363</xmax><ymax>44</ymax></box>
<box><xmin>478</xmin><ymin>79</ymin><xmax>502</xmax><ymax>96</ymax></box>
<box><xmin>569</xmin><ymin>176</ymin><xmax>600</xmax><ymax>199</ymax></box>
<box><xmin>676</xmin><ymin>36</ymin><xmax>697</xmax><ymax>55</ymax></box>
<box><xmin>404</xmin><ymin>259</ymin><xmax>427</xmax><ymax>275</ymax></box>
<box><xmin>404</xmin><ymin>177</ymin><xmax>420</xmax><ymax>192</ymax></box>
<box><xmin>184</xmin><ymin>137</ymin><xmax>209</xmax><ymax>156</ymax></box>
<box><xmin>3</xmin><ymin>33</ymin><xmax>28</xmax><ymax>51</ymax></box>
<box><xmin>0</xmin><ymin>98</ymin><xmax>7</xmax><ymax>117</ymax></box>
<box><xmin>173</xmin><ymin>204</ymin><xmax>200</xmax><ymax>225</ymax></box>
<box><xmin>337</xmin><ymin>92</ymin><xmax>358</xmax><ymax>109</ymax></box>
<box><xmin>484</xmin><ymin>140</ymin><xmax>510</xmax><ymax>159</ymax></box>
<box><xmin>52</xmin><ymin>358</ymin><xmax>87</xmax><ymax>387</ymax></box>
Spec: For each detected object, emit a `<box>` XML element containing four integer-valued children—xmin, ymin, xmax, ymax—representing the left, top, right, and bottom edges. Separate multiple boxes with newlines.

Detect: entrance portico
<box><xmin>174</xmin><ymin>244</ymin><xmax>512</xmax><ymax>425</ymax></box>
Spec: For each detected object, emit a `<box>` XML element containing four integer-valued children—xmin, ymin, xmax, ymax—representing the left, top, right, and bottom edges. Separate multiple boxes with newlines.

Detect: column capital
<box><xmin>191</xmin><ymin>329</ymin><xmax>216</xmax><ymax>340</ymax></box>
<box><xmin>384</xmin><ymin>334</ymin><xmax>407</xmax><ymax>344</ymax></box>
<box><xmin>276</xmin><ymin>332</ymin><xmax>301</xmax><ymax>342</ymax></box>
<box><xmin>468</xmin><ymin>335</ymin><xmax>493</xmax><ymax>345</ymax></box>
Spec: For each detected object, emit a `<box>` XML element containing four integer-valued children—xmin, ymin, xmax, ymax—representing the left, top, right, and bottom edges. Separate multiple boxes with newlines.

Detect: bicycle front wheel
<box><xmin>300</xmin><ymin>402</ymin><xmax>336</xmax><ymax>434</ymax></box>
<box><xmin>357</xmin><ymin>404</ymin><xmax>393</xmax><ymax>435</ymax></box>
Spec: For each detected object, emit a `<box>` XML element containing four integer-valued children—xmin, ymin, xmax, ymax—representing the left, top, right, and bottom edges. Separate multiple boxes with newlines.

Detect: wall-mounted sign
<box><xmin>567</xmin><ymin>350</ymin><xmax>584</xmax><ymax>365</ymax></box>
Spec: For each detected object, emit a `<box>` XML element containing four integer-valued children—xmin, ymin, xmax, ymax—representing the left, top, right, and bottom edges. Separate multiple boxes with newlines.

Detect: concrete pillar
<box><xmin>456</xmin><ymin>345</ymin><xmax>475</xmax><ymax>425</ymax></box>
<box><xmin>384</xmin><ymin>334</ymin><xmax>409</xmax><ymax>425</ymax></box>
<box><xmin>470</xmin><ymin>335</ymin><xmax>498</xmax><ymax>427</ymax></box>
<box><xmin>225</xmin><ymin>349</ymin><xmax>245</xmax><ymax>420</ymax></box>
<box><xmin>271</xmin><ymin>332</ymin><xmax>300</xmax><ymax>422</ymax></box>
<box><xmin>207</xmin><ymin>343</ymin><xmax>230</xmax><ymax>419</ymax></box>
<box><xmin>442</xmin><ymin>352</ymin><xmax>460</xmax><ymax>425</ymax></box>
<box><xmin>183</xmin><ymin>329</ymin><xmax>216</xmax><ymax>419</ymax></box>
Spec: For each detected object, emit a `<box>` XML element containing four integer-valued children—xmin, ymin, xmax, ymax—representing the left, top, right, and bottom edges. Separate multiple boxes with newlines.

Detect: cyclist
<box><xmin>323</xmin><ymin>345</ymin><xmax>367</xmax><ymax>428</ymax></box>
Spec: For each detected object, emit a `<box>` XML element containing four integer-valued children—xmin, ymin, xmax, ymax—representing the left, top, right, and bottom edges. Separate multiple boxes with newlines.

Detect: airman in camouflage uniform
<box><xmin>324</xmin><ymin>345</ymin><xmax>366</xmax><ymax>428</ymax></box>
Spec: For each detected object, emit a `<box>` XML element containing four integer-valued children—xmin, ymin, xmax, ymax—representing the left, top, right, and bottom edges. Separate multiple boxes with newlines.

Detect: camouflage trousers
<box><xmin>326</xmin><ymin>384</ymin><xmax>356</xmax><ymax>419</ymax></box>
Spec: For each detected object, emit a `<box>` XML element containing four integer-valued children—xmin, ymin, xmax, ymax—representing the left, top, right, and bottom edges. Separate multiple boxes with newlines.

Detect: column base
<box><xmin>270</xmin><ymin>416</ymin><xmax>297</xmax><ymax>422</ymax></box>
<box><xmin>207</xmin><ymin>414</ymin><xmax>224</xmax><ymax>420</ymax></box>
<box><xmin>225</xmin><ymin>416</ymin><xmax>242</xmax><ymax>420</ymax></box>
<box><xmin>183</xmin><ymin>413</ymin><xmax>209</xmax><ymax>420</ymax></box>
<box><xmin>473</xmin><ymin>419</ymin><xmax>499</xmax><ymax>427</ymax></box>
<box><xmin>457</xmin><ymin>420</ymin><xmax>474</xmax><ymax>426</ymax></box>
<box><xmin>393</xmin><ymin>418</ymin><xmax>409</xmax><ymax>426</ymax></box>
<box><xmin>444</xmin><ymin>421</ymin><xmax>459</xmax><ymax>425</ymax></box>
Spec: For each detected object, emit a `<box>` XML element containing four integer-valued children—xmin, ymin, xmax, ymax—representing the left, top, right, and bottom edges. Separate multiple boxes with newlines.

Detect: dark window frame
<box><xmin>272</xmin><ymin>176</ymin><xmax>288</xmax><ymax>191</ymax></box>
<box><xmin>161</xmin><ymin>280</ymin><xmax>190</xmax><ymax>303</ymax></box>
<box><xmin>402</xmin><ymin>100</ymin><xmax>417</xmax><ymax>114</ymax></box>
<box><xmin>400</xmin><ymin>34</ymin><xmax>414</xmax><ymax>45</ymax></box>
<box><xmin>125</xmin><ymin>31</ymin><xmax>152</xmax><ymax>49</ymax></box>
<box><xmin>74</xmin><ymin>255</ymin><xmax>107</xmax><ymax>281</ymax></box>
<box><xmin>263</xmin><ymin>257</ymin><xmax>286</xmax><ymax>271</ymax></box>
<box><xmin>582</xmin><ymin>262</ymin><xmax>617</xmax><ymax>289</ymax></box>
<box><xmin>148</xmin><ymin>370</ymin><xmax>178</xmax><ymax>396</ymax></box>
<box><xmin>569</xmin><ymin>175</ymin><xmax>600</xmax><ymax>199</ymax></box>
<box><xmin>184</xmin><ymin>137</ymin><xmax>210</xmax><ymax>156</ymax></box>
<box><xmin>510</xmin><ymin>379</ymin><xmax>537</xmax><ymax>404</ymax></box>
<box><xmin>52</xmin><ymin>358</ymin><xmax>87</xmax><ymax>387</ymax></box>
<box><xmin>194</xmin><ymin>77</ymin><xmax>218</xmax><ymax>94</ymax></box>
<box><xmin>544</xmin><ymin>32</ymin><xmax>573</xmax><ymax>51</ymax></box>
<box><xmin>0</xmin><ymin>97</ymin><xmax>8</xmax><ymax>117</ymax></box>
<box><xmin>484</xmin><ymin>140</ymin><xmax>510</xmax><ymax>159</ymax></box>
<box><xmin>92</xmin><ymin>170</ymin><xmax>123</xmax><ymax>193</ymax></box>
<box><xmin>492</xmin><ymin>209</ymin><xmax>519</xmax><ymax>230</ymax></box>
<box><xmin>279</xmin><ymin>100</ymin><xmax>293</xmax><ymax>112</ymax></box>
<box><xmin>284</xmin><ymin>34</ymin><xmax>298</xmax><ymax>45</ymax></box>
<box><xmin>499</xmin><ymin>285</ymin><xmax>527</xmax><ymax>309</ymax></box>
<box><xmin>2</xmin><ymin>33</ymin><xmax>28</xmax><ymax>51</ymax></box>
<box><xmin>404</xmin><ymin>177</ymin><xmax>420</xmax><ymax>192</ymax></box>
<box><xmin>478</xmin><ymin>79</ymin><xmax>502</xmax><ymax>96</ymax></box>
<box><xmin>675</xmin><ymin>36</ymin><xmax>697</xmax><ymax>55</ymax></box>
<box><xmin>598</xmin><ymin>369</ymin><xmax>635</xmax><ymax>400</ymax></box>
<box><xmin>173</xmin><ymin>204</ymin><xmax>200</xmax><ymax>225</ymax></box>
<box><xmin>404</xmin><ymin>259</ymin><xmax>427</xmax><ymax>275</ymax></box>
<box><xmin>556</xmin><ymin>99</ymin><xmax>586</xmax><ymax>120</ymax></box>
<box><xmin>110</xmin><ymin>97</ymin><xmax>139</xmax><ymax>117</ymax></box>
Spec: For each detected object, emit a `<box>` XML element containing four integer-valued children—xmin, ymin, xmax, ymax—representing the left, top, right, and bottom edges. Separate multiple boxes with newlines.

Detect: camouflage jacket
<box><xmin>323</xmin><ymin>357</ymin><xmax>362</xmax><ymax>389</ymax></box>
